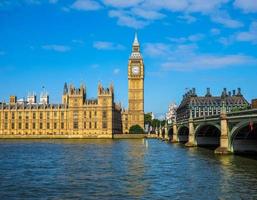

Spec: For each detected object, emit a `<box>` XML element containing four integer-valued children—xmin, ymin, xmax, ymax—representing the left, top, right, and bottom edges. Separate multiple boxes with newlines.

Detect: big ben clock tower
<box><xmin>128</xmin><ymin>33</ymin><xmax>144</xmax><ymax>130</ymax></box>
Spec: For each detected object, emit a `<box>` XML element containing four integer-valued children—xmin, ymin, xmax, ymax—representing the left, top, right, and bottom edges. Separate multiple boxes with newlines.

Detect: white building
<box><xmin>27</xmin><ymin>92</ymin><xmax>37</xmax><ymax>104</ymax></box>
<box><xmin>40</xmin><ymin>91</ymin><xmax>49</xmax><ymax>104</ymax></box>
<box><xmin>166</xmin><ymin>102</ymin><xmax>177</xmax><ymax>124</ymax></box>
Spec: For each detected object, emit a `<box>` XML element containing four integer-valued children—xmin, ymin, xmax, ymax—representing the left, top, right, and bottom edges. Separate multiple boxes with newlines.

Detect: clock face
<box><xmin>132</xmin><ymin>66</ymin><xmax>140</xmax><ymax>75</ymax></box>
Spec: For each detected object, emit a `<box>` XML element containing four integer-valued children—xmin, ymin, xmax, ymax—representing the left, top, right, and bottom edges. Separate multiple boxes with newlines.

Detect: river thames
<box><xmin>0</xmin><ymin>139</ymin><xmax>257</xmax><ymax>199</ymax></box>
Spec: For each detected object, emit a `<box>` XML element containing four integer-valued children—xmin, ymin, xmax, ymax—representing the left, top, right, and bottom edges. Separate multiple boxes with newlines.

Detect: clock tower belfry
<box><xmin>128</xmin><ymin>33</ymin><xmax>144</xmax><ymax>130</ymax></box>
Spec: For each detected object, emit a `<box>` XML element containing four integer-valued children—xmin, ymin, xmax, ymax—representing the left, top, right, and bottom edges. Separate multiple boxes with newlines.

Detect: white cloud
<box><xmin>177</xmin><ymin>14</ymin><xmax>197</xmax><ymax>23</ymax></box>
<box><xmin>61</xmin><ymin>7</ymin><xmax>70</xmax><ymax>12</ymax></box>
<box><xmin>131</xmin><ymin>7</ymin><xmax>165</xmax><ymax>20</ymax></box>
<box><xmin>168</xmin><ymin>33</ymin><xmax>204</xmax><ymax>43</ymax></box>
<box><xmin>93</xmin><ymin>41</ymin><xmax>125</xmax><ymax>50</ymax></box>
<box><xmin>187</xmin><ymin>0</ymin><xmax>229</xmax><ymax>14</ymax></box>
<box><xmin>144</xmin><ymin>43</ymin><xmax>171</xmax><ymax>57</ymax></box>
<box><xmin>234</xmin><ymin>0</ymin><xmax>257</xmax><ymax>13</ymax></box>
<box><xmin>210</xmin><ymin>28</ymin><xmax>221</xmax><ymax>35</ymax></box>
<box><xmin>108</xmin><ymin>10</ymin><xmax>148</xmax><ymax>29</ymax></box>
<box><xmin>142</xmin><ymin>0</ymin><xmax>188</xmax><ymax>12</ymax></box>
<box><xmin>211</xmin><ymin>11</ymin><xmax>243</xmax><ymax>28</ymax></box>
<box><xmin>113</xmin><ymin>68</ymin><xmax>120</xmax><ymax>74</ymax></box>
<box><xmin>42</xmin><ymin>44</ymin><xmax>71</xmax><ymax>52</ymax></box>
<box><xmin>71</xmin><ymin>0</ymin><xmax>102</xmax><ymax>11</ymax></box>
<box><xmin>144</xmin><ymin>41</ymin><xmax>257</xmax><ymax>71</ymax></box>
<box><xmin>236</xmin><ymin>22</ymin><xmax>257</xmax><ymax>44</ymax></box>
<box><xmin>103</xmin><ymin>0</ymin><xmax>143</xmax><ymax>8</ymax></box>
<box><xmin>218</xmin><ymin>36</ymin><xmax>233</xmax><ymax>46</ymax></box>
<box><xmin>162</xmin><ymin>54</ymin><xmax>257</xmax><ymax>71</ymax></box>
<box><xmin>72</xmin><ymin>39</ymin><xmax>84</xmax><ymax>44</ymax></box>
<box><xmin>218</xmin><ymin>21</ymin><xmax>257</xmax><ymax>45</ymax></box>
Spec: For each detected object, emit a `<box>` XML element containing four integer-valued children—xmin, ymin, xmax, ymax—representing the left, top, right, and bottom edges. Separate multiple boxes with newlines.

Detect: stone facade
<box><xmin>176</xmin><ymin>88</ymin><xmax>249</xmax><ymax>121</ymax></box>
<box><xmin>0</xmin><ymin>34</ymin><xmax>145</xmax><ymax>137</ymax></box>
<box><xmin>122</xmin><ymin>33</ymin><xmax>145</xmax><ymax>133</ymax></box>
<box><xmin>0</xmin><ymin>83</ymin><xmax>121</xmax><ymax>138</ymax></box>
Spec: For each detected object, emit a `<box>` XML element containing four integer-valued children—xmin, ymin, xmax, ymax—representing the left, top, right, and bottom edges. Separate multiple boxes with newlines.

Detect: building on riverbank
<box><xmin>252</xmin><ymin>99</ymin><xmax>257</xmax><ymax>109</ymax></box>
<box><xmin>0</xmin><ymin>83</ymin><xmax>122</xmax><ymax>138</ymax></box>
<box><xmin>0</xmin><ymin>34</ymin><xmax>145</xmax><ymax>138</ymax></box>
<box><xmin>176</xmin><ymin>88</ymin><xmax>249</xmax><ymax>121</ymax></box>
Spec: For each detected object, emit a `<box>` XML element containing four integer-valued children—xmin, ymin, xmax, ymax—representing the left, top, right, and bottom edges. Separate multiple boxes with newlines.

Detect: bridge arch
<box><xmin>168</xmin><ymin>127</ymin><xmax>173</xmax><ymax>141</ymax></box>
<box><xmin>230</xmin><ymin>120</ymin><xmax>257</xmax><ymax>154</ymax></box>
<box><xmin>178</xmin><ymin>125</ymin><xmax>189</xmax><ymax>143</ymax></box>
<box><xmin>194</xmin><ymin>123</ymin><xmax>221</xmax><ymax>147</ymax></box>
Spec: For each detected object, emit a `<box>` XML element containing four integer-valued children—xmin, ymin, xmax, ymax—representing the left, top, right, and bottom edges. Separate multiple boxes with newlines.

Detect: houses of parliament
<box><xmin>0</xmin><ymin>34</ymin><xmax>145</xmax><ymax>138</ymax></box>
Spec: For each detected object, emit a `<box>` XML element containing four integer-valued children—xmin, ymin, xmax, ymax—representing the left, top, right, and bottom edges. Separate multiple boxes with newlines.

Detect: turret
<box><xmin>62</xmin><ymin>82</ymin><xmax>69</xmax><ymax>105</ymax></box>
<box><xmin>9</xmin><ymin>96</ymin><xmax>17</xmax><ymax>105</ymax></box>
<box><xmin>205</xmin><ymin>88</ymin><xmax>212</xmax><ymax>97</ymax></box>
<box><xmin>63</xmin><ymin>82</ymin><xmax>68</xmax><ymax>95</ymax></box>
<box><xmin>130</xmin><ymin>32</ymin><xmax>142</xmax><ymax>60</ymax></box>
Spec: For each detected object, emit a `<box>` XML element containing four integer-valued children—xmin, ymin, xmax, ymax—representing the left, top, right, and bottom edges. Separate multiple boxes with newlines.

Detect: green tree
<box><xmin>152</xmin><ymin>119</ymin><xmax>160</xmax><ymax>128</ymax></box>
<box><xmin>161</xmin><ymin>120</ymin><xmax>166</xmax><ymax>126</ymax></box>
<box><xmin>144</xmin><ymin>113</ymin><xmax>152</xmax><ymax>126</ymax></box>
<box><xmin>129</xmin><ymin>125</ymin><xmax>144</xmax><ymax>134</ymax></box>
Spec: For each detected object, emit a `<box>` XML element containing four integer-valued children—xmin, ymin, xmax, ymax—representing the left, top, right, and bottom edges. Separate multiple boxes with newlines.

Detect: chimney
<box><xmin>9</xmin><ymin>96</ymin><xmax>17</xmax><ymax>105</ymax></box>
<box><xmin>237</xmin><ymin>88</ymin><xmax>242</xmax><ymax>96</ymax></box>
<box><xmin>206</xmin><ymin>88</ymin><xmax>211</xmax><ymax>97</ymax></box>
<box><xmin>228</xmin><ymin>91</ymin><xmax>231</xmax><ymax>96</ymax></box>
<box><xmin>232</xmin><ymin>90</ymin><xmax>236</xmax><ymax>96</ymax></box>
<box><xmin>192</xmin><ymin>88</ymin><xmax>196</xmax><ymax>95</ymax></box>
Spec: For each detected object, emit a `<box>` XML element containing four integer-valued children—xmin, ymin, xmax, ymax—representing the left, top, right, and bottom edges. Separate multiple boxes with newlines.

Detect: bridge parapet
<box><xmin>227</xmin><ymin>109</ymin><xmax>257</xmax><ymax>118</ymax></box>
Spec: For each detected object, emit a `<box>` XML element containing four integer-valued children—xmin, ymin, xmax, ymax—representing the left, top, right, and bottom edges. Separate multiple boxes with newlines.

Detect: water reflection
<box><xmin>0</xmin><ymin>139</ymin><xmax>257</xmax><ymax>199</ymax></box>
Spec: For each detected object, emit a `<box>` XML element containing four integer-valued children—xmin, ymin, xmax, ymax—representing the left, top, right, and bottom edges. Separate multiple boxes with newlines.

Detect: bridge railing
<box><xmin>226</xmin><ymin>108</ymin><xmax>257</xmax><ymax>117</ymax></box>
<box><xmin>193</xmin><ymin>114</ymin><xmax>220</xmax><ymax>121</ymax></box>
<box><xmin>175</xmin><ymin>109</ymin><xmax>257</xmax><ymax>124</ymax></box>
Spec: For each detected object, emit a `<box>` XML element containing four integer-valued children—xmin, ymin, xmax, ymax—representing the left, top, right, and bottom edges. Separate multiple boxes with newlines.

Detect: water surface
<box><xmin>0</xmin><ymin>139</ymin><xmax>257</xmax><ymax>199</ymax></box>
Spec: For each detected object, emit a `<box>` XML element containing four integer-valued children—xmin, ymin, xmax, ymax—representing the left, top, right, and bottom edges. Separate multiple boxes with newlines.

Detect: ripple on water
<box><xmin>0</xmin><ymin>139</ymin><xmax>257</xmax><ymax>199</ymax></box>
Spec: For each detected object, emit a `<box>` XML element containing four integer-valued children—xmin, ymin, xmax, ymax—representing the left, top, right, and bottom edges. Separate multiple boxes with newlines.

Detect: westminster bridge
<box><xmin>163</xmin><ymin>108</ymin><xmax>257</xmax><ymax>154</ymax></box>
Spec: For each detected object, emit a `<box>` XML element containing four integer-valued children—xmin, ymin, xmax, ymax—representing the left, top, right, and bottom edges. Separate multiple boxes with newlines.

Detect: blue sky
<box><xmin>0</xmin><ymin>0</ymin><xmax>257</xmax><ymax>117</ymax></box>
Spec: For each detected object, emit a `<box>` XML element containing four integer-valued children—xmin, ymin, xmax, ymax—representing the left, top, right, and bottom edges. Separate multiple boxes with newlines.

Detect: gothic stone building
<box><xmin>0</xmin><ymin>34</ymin><xmax>144</xmax><ymax>138</ymax></box>
<box><xmin>176</xmin><ymin>88</ymin><xmax>249</xmax><ymax>121</ymax></box>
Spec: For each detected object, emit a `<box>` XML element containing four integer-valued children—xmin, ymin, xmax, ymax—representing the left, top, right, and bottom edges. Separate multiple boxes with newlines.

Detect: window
<box><xmin>33</xmin><ymin>123</ymin><xmax>36</xmax><ymax>129</ymax></box>
<box><xmin>54</xmin><ymin>112</ymin><xmax>57</xmax><ymax>118</ymax></box>
<box><xmin>4</xmin><ymin>123</ymin><xmax>8</xmax><ymax>129</ymax></box>
<box><xmin>40</xmin><ymin>123</ymin><xmax>43</xmax><ymax>129</ymax></box>
<box><xmin>33</xmin><ymin>112</ymin><xmax>36</xmax><ymax>119</ymax></box>
<box><xmin>89</xmin><ymin>111</ymin><xmax>92</xmax><ymax>118</ymax></box>
<box><xmin>61</xmin><ymin>122</ymin><xmax>64</xmax><ymax>129</ymax></box>
<box><xmin>54</xmin><ymin>123</ymin><xmax>57</xmax><ymax>129</ymax></box>
<box><xmin>47</xmin><ymin>112</ymin><xmax>50</xmax><ymax>120</ymax></box>
<box><xmin>89</xmin><ymin>122</ymin><xmax>91</xmax><ymax>129</ymax></box>
<box><xmin>95</xmin><ymin>111</ymin><xmax>97</xmax><ymax>116</ymax></box>
<box><xmin>25</xmin><ymin>123</ymin><xmax>29</xmax><ymax>129</ymax></box>
<box><xmin>103</xmin><ymin>111</ymin><xmax>107</xmax><ymax>119</ymax></box>
<box><xmin>18</xmin><ymin>123</ymin><xmax>22</xmax><ymax>129</ymax></box>
<box><xmin>47</xmin><ymin>123</ymin><xmax>50</xmax><ymax>129</ymax></box>
<box><xmin>102</xmin><ymin>122</ymin><xmax>107</xmax><ymax>129</ymax></box>
<box><xmin>40</xmin><ymin>113</ymin><xmax>43</xmax><ymax>120</ymax></box>
<box><xmin>84</xmin><ymin>122</ymin><xmax>86</xmax><ymax>129</ymax></box>
<box><xmin>73</xmin><ymin>122</ymin><xmax>78</xmax><ymax>129</ymax></box>
<box><xmin>73</xmin><ymin>111</ymin><xmax>78</xmax><ymax>119</ymax></box>
<box><xmin>12</xmin><ymin>113</ymin><xmax>15</xmax><ymax>120</ymax></box>
<box><xmin>61</xmin><ymin>112</ymin><xmax>64</xmax><ymax>119</ymax></box>
<box><xmin>11</xmin><ymin>123</ymin><xmax>15</xmax><ymax>129</ymax></box>
<box><xmin>95</xmin><ymin>122</ymin><xmax>97</xmax><ymax>129</ymax></box>
<box><xmin>5</xmin><ymin>113</ymin><xmax>8</xmax><ymax>120</ymax></box>
<box><xmin>18</xmin><ymin>113</ymin><xmax>22</xmax><ymax>120</ymax></box>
